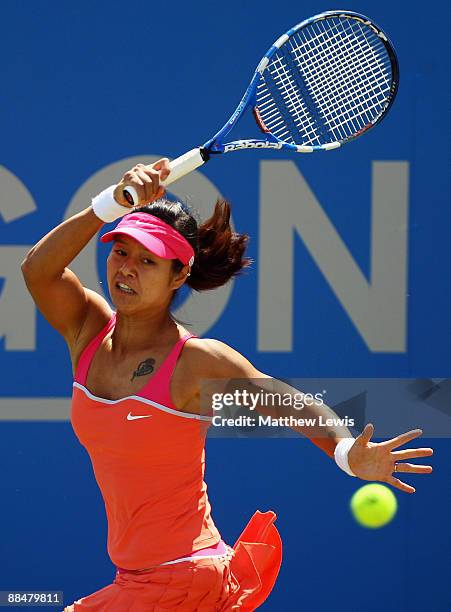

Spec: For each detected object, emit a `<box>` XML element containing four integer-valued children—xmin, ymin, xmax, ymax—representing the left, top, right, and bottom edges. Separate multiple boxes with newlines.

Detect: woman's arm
<box><xmin>21</xmin><ymin>207</ymin><xmax>109</xmax><ymax>346</ymax></box>
<box><xmin>186</xmin><ymin>339</ymin><xmax>352</xmax><ymax>448</ymax></box>
<box><xmin>21</xmin><ymin>160</ymin><xmax>170</xmax><ymax>348</ymax></box>
<box><xmin>179</xmin><ymin>339</ymin><xmax>351</xmax><ymax>442</ymax></box>
<box><xmin>179</xmin><ymin>338</ymin><xmax>433</xmax><ymax>493</ymax></box>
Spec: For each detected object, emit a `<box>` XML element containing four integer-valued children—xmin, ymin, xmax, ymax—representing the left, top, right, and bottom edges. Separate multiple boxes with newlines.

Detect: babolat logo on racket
<box><xmin>224</xmin><ymin>141</ymin><xmax>283</xmax><ymax>152</ymax></box>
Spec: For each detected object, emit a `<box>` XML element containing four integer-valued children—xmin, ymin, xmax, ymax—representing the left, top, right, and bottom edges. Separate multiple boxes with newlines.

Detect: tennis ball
<box><xmin>350</xmin><ymin>483</ymin><xmax>397</xmax><ymax>529</ymax></box>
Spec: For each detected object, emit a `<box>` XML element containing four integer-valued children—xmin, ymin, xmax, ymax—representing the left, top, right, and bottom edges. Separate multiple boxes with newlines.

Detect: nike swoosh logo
<box><xmin>127</xmin><ymin>412</ymin><xmax>152</xmax><ymax>420</ymax></box>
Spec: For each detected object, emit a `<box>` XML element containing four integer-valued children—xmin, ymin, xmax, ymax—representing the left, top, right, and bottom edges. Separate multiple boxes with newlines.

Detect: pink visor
<box><xmin>100</xmin><ymin>212</ymin><xmax>195</xmax><ymax>267</ymax></box>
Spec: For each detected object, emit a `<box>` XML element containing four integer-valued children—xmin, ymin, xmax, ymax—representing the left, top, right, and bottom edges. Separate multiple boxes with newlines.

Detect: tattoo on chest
<box><xmin>131</xmin><ymin>358</ymin><xmax>156</xmax><ymax>381</ymax></box>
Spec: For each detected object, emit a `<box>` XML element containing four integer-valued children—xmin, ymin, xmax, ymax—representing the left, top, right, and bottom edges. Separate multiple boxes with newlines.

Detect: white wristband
<box><xmin>91</xmin><ymin>185</ymin><xmax>130</xmax><ymax>223</ymax></box>
<box><xmin>334</xmin><ymin>438</ymin><xmax>357</xmax><ymax>477</ymax></box>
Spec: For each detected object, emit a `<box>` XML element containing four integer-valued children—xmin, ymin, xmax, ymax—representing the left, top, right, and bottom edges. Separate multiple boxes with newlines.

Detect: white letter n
<box><xmin>258</xmin><ymin>161</ymin><xmax>409</xmax><ymax>352</ymax></box>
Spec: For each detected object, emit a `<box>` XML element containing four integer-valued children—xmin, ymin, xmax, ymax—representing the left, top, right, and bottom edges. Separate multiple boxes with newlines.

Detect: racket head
<box><xmin>206</xmin><ymin>11</ymin><xmax>399</xmax><ymax>154</ymax></box>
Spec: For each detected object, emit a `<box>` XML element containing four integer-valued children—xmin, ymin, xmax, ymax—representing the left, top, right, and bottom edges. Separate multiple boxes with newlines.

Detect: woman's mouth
<box><xmin>116</xmin><ymin>282</ymin><xmax>136</xmax><ymax>295</ymax></box>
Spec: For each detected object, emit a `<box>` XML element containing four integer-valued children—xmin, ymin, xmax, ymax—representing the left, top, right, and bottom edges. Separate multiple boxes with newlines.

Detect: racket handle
<box><xmin>123</xmin><ymin>148</ymin><xmax>206</xmax><ymax>206</ymax></box>
<box><xmin>162</xmin><ymin>148</ymin><xmax>206</xmax><ymax>187</ymax></box>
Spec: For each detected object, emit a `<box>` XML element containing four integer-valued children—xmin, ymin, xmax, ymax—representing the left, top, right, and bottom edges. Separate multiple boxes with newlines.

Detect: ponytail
<box><xmin>132</xmin><ymin>198</ymin><xmax>251</xmax><ymax>291</ymax></box>
<box><xmin>188</xmin><ymin>199</ymin><xmax>251</xmax><ymax>290</ymax></box>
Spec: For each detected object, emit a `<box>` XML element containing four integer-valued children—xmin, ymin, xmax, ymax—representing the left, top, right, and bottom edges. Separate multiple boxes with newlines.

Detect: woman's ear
<box><xmin>170</xmin><ymin>264</ymin><xmax>190</xmax><ymax>291</ymax></box>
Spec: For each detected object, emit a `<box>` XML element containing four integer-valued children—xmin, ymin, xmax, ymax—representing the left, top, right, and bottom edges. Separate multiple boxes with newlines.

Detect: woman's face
<box><xmin>106</xmin><ymin>235</ymin><xmax>187</xmax><ymax>314</ymax></box>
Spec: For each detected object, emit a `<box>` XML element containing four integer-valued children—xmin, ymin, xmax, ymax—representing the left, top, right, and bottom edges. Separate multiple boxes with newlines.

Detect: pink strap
<box><xmin>74</xmin><ymin>313</ymin><xmax>116</xmax><ymax>385</ymax></box>
<box><xmin>147</xmin><ymin>333</ymin><xmax>195</xmax><ymax>386</ymax></box>
<box><xmin>140</xmin><ymin>333</ymin><xmax>195</xmax><ymax>406</ymax></box>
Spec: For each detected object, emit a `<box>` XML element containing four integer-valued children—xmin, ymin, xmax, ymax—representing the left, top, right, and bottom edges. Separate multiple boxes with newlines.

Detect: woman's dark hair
<box><xmin>132</xmin><ymin>198</ymin><xmax>251</xmax><ymax>291</ymax></box>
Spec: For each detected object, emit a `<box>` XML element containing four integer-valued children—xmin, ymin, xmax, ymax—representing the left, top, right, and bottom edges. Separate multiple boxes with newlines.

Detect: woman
<box><xmin>21</xmin><ymin>159</ymin><xmax>433</xmax><ymax>611</ymax></box>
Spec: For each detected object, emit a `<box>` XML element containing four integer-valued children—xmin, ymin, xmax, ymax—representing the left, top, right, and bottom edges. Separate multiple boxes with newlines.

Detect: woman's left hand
<box><xmin>347</xmin><ymin>424</ymin><xmax>433</xmax><ymax>493</ymax></box>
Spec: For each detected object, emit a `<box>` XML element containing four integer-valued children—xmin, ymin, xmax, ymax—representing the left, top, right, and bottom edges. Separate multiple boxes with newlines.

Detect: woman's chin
<box><xmin>110</xmin><ymin>295</ymin><xmax>139</xmax><ymax>312</ymax></box>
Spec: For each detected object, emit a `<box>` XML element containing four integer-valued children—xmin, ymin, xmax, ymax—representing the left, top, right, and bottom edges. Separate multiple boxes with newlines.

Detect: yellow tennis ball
<box><xmin>350</xmin><ymin>484</ymin><xmax>398</xmax><ymax>528</ymax></box>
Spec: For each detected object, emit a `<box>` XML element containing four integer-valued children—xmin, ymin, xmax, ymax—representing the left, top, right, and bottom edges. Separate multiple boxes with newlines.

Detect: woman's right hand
<box><xmin>113</xmin><ymin>158</ymin><xmax>171</xmax><ymax>207</ymax></box>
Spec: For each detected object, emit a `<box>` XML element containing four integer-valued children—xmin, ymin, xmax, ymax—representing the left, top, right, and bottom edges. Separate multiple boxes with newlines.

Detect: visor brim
<box><xmin>100</xmin><ymin>228</ymin><xmax>179</xmax><ymax>260</ymax></box>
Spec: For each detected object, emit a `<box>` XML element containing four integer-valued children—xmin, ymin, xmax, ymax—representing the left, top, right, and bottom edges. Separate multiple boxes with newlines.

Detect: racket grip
<box><xmin>162</xmin><ymin>148</ymin><xmax>206</xmax><ymax>187</ymax></box>
<box><xmin>123</xmin><ymin>148</ymin><xmax>206</xmax><ymax>206</ymax></box>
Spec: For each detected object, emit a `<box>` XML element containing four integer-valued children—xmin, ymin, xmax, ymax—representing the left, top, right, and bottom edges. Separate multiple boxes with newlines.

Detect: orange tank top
<box><xmin>71</xmin><ymin>312</ymin><xmax>221</xmax><ymax>570</ymax></box>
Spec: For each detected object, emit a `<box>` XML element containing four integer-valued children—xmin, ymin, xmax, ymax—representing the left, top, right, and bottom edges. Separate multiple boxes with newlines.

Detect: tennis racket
<box><xmin>124</xmin><ymin>10</ymin><xmax>399</xmax><ymax>205</ymax></box>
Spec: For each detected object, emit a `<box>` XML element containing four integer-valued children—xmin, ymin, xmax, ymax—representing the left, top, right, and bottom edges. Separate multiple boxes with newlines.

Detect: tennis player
<box><xmin>21</xmin><ymin>159</ymin><xmax>433</xmax><ymax>611</ymax></box>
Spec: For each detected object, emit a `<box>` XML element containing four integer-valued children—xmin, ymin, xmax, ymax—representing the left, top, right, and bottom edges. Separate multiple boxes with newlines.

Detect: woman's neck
<box><xmin>111</xmin><ymin>310</ymin><xmax>180</xmax><ymax>355</ymax></box>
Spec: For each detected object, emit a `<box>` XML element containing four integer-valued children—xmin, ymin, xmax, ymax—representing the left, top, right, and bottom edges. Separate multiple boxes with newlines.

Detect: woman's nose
<box><xmin>119</xmin><ymin>259</ymin><xmax>136</xmax><ymax>277</ymax></box>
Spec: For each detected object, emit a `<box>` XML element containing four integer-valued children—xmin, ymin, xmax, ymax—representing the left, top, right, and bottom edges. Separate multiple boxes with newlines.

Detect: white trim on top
<box><xmin>73</xmin><ymin>382</ymin><xmax>213</xmax><ymax>422</ymax></box>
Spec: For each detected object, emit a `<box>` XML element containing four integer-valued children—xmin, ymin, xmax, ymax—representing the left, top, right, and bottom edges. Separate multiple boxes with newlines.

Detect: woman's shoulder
<box><xmin>183</xmin><ymin>337</ymin><xmax>238</xmax><ymax>360</ymax></box>
<box><xmin>172</xmin><ymin>337</ymin><xmax>263</xmax><ymax>414</ymax></box>
<box><xmin>181</xmin><ymin>337</ymin><xmax>260</xmax><ymax>379</ymax></box>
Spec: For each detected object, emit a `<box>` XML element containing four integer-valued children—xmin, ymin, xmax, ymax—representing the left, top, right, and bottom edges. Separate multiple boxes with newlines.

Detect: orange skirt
<box><xmin>64</xmin><ymin>510</ymin><xmax>282</xmax><ymax>611</ymax></box>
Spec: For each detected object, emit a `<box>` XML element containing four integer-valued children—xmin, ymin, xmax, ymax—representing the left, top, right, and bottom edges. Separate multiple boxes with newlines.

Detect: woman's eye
<box><xmin>143</xmin><ymin>259</ymin><xmax>153</xmax><ymax>265</ymax></box>
<box><xmin>115</xmin><ymin>249</ymin><xmax>126</xmax><ymax>256</ymax></box>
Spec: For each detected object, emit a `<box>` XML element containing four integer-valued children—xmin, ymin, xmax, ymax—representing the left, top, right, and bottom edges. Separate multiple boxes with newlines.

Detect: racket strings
<box><xmin>256</xmin><ymin>16</ymin><xmax>393</xmax><ymax>146</ymax></box>
<box><xmin>294</xmin><ymin>21</ymin><xmax>390</xmax><ymax>139</ymax></box>
<box><xmin>293</xmin><ymin>20</ymin><xmax>388</xmax><ymax>105</ymax></box>
<box><xmin>291</xmin><ymin>18</ymin><xmax>391</xmax><ymax>139</ymax></box>
<box><xmin>293</xmin><ymin>26</ymin><xmax>377</xmax><ymax>124</ymax></box>
<box><xmin>265</xmin><ymin>67</ymin><xmax>312</xmax><ymax>140</ymax></box>
<box><xmin>257</xmin><ymin>59</ymin><xmax>321</xmax><ymax>145</ymax></box>
<box><xmin>293</xmin><ymin>19</ymin><xmax>391</xmax><ymax>138</ymax></box>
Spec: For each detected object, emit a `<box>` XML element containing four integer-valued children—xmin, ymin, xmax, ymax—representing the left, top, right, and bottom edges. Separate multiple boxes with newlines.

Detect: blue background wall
<box><xmin>1</xmin><ymin>1</ymin><xmax>450</xmax><ymax>610</ymax></box>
